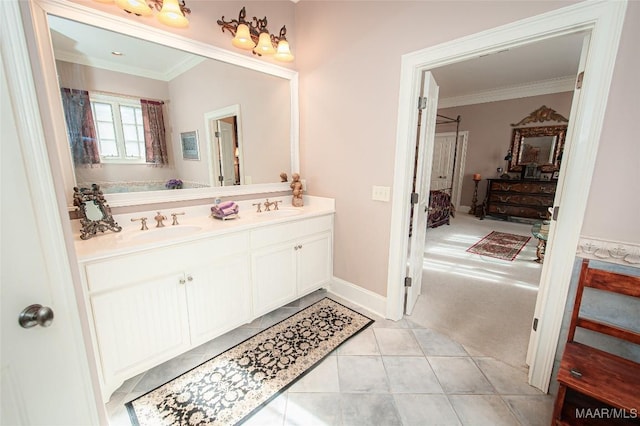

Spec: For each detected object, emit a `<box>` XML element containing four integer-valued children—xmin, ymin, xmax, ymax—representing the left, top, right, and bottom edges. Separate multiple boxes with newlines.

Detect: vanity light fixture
<box><xmin>217</xmin><ymin>7</ymin><xmax>294</xmax><ymax>62</ymax></box>
<box><xmin>98</xmin><ymin>0</ymin><xmax>191</xmax><ymax>28</ymax></box>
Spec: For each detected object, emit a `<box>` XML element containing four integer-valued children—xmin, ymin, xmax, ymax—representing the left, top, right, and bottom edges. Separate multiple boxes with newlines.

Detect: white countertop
<box><xmin>73</xmin><ymin>195</ymin><xmax>335</xmax><ymax>262</ymax></box>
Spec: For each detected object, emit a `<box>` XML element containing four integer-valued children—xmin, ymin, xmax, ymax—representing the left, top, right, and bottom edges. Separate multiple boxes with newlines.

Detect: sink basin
<box><xmin>259</xmin><ymin>209</ymin><xmax>302</xmax><ymax>218</ymax></box>
<box><xmin>128</xmin><ymin>225</ymin><xmax>203</xmax><ymax>242</ymax></box>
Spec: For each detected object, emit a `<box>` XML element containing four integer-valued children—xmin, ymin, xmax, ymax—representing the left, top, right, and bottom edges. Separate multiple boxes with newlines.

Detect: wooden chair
<box><xmin>552</xmin><ymin>259</ymin><xmax>640</xmax><ymax>425</ymax></box>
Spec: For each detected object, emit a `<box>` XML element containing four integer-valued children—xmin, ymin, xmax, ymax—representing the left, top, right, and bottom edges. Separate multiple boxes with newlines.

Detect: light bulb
<box><xmin>274</xmin><ymin>39</ymin><xmax>294</xmax><ymax>62</ymax></box>
<box><xmin>232</xmin><ymin>24</ymin><xmax>256</xmax><ymax>50</ymax></box>
<box><xmin>115</xmin><ymin>0</ymin><xmax>152</xmax><ymax>16</ymax></box>
<box><xmin>254</xmin><ymin>32</ymin><xmax>275</xmax><ymax>55</ymax></box>
<box><xmin>157</xmin><ymin>0</ymin><xmax>189</xmax><ymax>28</ymax></box>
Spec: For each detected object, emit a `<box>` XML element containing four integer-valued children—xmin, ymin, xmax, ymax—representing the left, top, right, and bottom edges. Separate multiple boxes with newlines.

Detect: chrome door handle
<box><xmin>19</xmin><ymin>304</ymin><xmax>54</xmax><ymax>328</ymax></box>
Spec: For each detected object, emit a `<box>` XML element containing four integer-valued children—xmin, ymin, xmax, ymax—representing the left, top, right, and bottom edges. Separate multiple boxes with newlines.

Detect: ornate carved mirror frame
<box><xmin>73</xmin><ymin>184</ymin><xmax>122</xmax><ymax>240</ymax></box>
<box><xmin>508</xmin><ymin>106</ymin><xmax>569</xmax><ymax>173</ymax></box>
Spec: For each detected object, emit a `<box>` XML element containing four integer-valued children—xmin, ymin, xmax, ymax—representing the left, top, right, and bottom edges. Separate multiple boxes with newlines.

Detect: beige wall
<box><xmin>438</xmin><ymin>92</ymin><xmax>574</xmax><ymax>208</ymax></box>
<box><xmin>295</xmin><ymin>1</ymin><xmax>582</xmax><ymax>297</ymax></box>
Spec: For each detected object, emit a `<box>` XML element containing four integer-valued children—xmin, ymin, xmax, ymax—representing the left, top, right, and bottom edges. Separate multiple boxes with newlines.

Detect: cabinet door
<box><xmin>297</xmin><ymin>231</ymin><xmax>333</xmax><ymax>296</ymax></box>
<box><xmin>90</xmin><ymin>272</ymin><xmax>190</xmax><ymax>386</ymax></box>
<box><xmin>185</xmin><ymin>254</ymin><xmax>252</xmax><ymax>346</ymax></box>
<box><xmin>251</xmin><ymin>242</ymin><xmax>297</xmax><ymax>317</ymax></box>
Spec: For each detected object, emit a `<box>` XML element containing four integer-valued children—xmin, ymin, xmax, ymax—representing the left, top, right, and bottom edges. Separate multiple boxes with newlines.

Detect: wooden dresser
<box><xmin>481</xmin><ymin>179</ymin><xmax>556</xmax><ymax>220</ymax></box>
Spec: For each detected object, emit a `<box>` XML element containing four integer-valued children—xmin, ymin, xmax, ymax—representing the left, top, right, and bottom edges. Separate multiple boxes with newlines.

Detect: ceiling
<box><xmin>433</xmin><ymin>32</ymin><xmax>585</xmax><ymax>107</ymax></box>
<box><xmin>49</xmin><ymin>15</ymin><xmax>584</xmax><ymax>106</ymax></box>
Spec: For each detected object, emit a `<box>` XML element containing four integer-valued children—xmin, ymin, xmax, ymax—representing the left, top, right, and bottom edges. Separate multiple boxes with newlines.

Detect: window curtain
<box><xmin>60</xmin><ymin>88</ymin><xmax>100</xmax><ymax>166</ymax></box>
<box><xmin>141</xmin><ymin>99</ymin><xmax>168</xmax><ymax>166</ymax></box>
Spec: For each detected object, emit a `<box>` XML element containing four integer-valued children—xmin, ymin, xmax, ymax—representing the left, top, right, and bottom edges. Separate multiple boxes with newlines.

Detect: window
<box><xmin>90</xmin><ymin>94</ymin><xmax>145</xmax><ymax>163</ymax></box>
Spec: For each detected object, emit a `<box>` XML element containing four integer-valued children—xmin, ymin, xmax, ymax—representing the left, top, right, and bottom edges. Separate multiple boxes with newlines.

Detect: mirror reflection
<box><xmin>49</xmin><ymin>15</ymin><xmax>291</xmax><ymax>194</ymax></box>
<box><xmin>508</xmin><ymin>126</ymin><xmax>567</xmax><ymax>173</ymax></box>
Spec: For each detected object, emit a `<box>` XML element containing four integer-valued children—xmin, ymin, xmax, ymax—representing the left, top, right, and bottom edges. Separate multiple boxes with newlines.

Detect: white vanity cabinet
<box><xmin>250</xmin><ymin>215</ymin><xmax>333</xmax><ymax>317</ymax></box>
<box><xmin>77</xmin><ymin>206</ymin><xmax>334</xmax><ymax>402</ymax></box>
<box><xmin>80</xmin><ymin>233</ymin><xmax>251</xmax><ymax>398</ymax></box>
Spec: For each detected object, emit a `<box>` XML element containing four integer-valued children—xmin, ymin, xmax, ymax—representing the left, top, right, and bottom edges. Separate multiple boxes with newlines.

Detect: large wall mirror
<box><xmin>29</xmin><ymin>0</ymin><xmax>298</xmax><ymax>208</ymax></box>
<box><xmin>507</xmin><ymin>125</ymin><xmax>567</xmax><ymax>173</ymax></box>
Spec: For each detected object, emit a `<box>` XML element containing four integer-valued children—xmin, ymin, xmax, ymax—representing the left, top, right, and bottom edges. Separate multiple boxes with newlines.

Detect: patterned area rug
<box><xmin>126</xmin><ymin>298</ymin><xmax>373</xmax><ymax>425</ymax></box>
<box><xmin>466</xmin><ymin>231</ymin><xmax>531</xmax><ymax>261</ymax></box>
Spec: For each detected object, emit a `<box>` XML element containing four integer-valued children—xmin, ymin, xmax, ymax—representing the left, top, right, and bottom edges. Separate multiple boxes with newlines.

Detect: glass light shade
<box><xmin>254</xmin><ymin>32</ymin><xmax>276</xmax><ymax>55</ymax></box>
<box><xmin>115</xmin><ymin>0</ymin><xmax>152</xmax><ymax>16</ymax></box>
<box><xmin>274</xmin><ymin>40</ymin><xmax>294</xmax><ymax>62</ymax></box>
<box><xmin>157</xmin><ymin>0</ymin><xmax>189</xmax><ymax>28</ymax></box>
<box><xmin>232</xmin><ymin>24</ymin><xmax>256</xmax><ymax>50</ymax></box>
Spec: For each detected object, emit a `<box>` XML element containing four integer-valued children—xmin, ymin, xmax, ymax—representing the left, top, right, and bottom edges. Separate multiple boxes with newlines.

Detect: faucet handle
<box><xmin>131</xmin><ymin>217</ymin><xmax>148</xmax><ymax>230</ymax></box>
<box><xmin>273</xmin><ymin>200</ymin><xmax>282</xmax><ymax>210</ymax></box>
<box><xmin>170</xmin><ymin>212</ymin><xmax>185</xmax><ymax>225</ymax></box>
<box><xmin>252</xmin><ymin>203</ymin><xmax>262</xmax><ymax>213</ymax></box>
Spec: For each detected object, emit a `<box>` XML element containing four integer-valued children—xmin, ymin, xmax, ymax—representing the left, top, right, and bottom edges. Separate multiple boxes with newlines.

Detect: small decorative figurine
<box><xmin>290</xmin><ymin>173</ymin><xmax>304</xmax><ymax>207</ymax></box>
<box><xmin>280</xmin><ymin>172</ymin><xmax>288</xmax><ymax>182</ymax></box>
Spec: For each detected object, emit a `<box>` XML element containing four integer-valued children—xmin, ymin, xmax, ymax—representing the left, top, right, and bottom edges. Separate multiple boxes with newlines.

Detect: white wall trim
<box><xmin>577</xmin><ymin>237</ymin><xmax>640</xmax><ymax>267</ymax></box>
<box><xmin>328</xmin><ymin>277</ymin><xmax>387</xmax><ymax>319</ymax></box>
<box><xmin>439</xmin><ymin>75</ymin><xmax>575</xmax><ymax>108</ymax></box>
<box><xmin>387</xmin><ymin>0</ymin><xmax>627</xmax><ymax>394</ymax></box>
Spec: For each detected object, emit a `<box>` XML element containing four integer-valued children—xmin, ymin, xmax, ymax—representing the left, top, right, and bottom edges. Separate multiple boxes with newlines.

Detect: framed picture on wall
<box><xmin>181</xmin><ymin>131</ymin><xmax>200</xmax><ymax>160</ymax></box>
<box><xmin>524</xmin><ymin>164</ymin><xmax>538</xmax><ymax>179</ymax></box>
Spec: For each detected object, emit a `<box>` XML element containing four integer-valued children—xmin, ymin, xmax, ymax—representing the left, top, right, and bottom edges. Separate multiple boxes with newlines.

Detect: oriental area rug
<box><xmin>126</xmin><ymin>298</ymin><xmax>373</xmax><ymax>426</ymax></box>
<box><xmin>466</xmin><ymin>231</ymin><xmax>531</xmax><ymax>261</ymax></box>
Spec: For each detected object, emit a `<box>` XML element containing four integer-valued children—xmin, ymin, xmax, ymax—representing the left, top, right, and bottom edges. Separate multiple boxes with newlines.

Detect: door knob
<box><xmin>19</xmin><ymin>304</ymin><xmax>54</xmax><ymax>328</ymax></box>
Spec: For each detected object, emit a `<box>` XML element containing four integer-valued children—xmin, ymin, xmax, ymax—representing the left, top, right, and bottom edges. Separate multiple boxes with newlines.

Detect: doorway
<box><xmin>386</xmin><ymin>1</ymin><xmax>627</xmax><ymax>391</ymax></box>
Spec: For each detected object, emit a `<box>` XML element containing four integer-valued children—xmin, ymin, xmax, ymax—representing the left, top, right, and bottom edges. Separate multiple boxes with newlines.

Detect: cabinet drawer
<box><xmin>487</xmin><ymin>203</ymin><xmax>548</xmax><ymax>219</ymax></box>
<box><xmin>84</xmin><ymin>233</ymin><xmax>248</xmax><ymax>293</ymax></box>
<box><xmin>250</xmin><ymin>215</ymin><xmax>333</xmax><ymax>249</ymax></box>
<box><xmin>490</xmin><ymin>181</ymin><xmax>556</xmax><ymax>195</ymax></box>
<box><xmin>488</xmin><ymin>193</ymin><xmax>554</xmax><ymax>207</ymax></box>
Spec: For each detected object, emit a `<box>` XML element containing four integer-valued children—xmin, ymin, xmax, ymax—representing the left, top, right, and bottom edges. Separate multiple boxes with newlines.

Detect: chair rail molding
<box><xmin>577</xmin><ymin>237</ymin><xmax>640</xmax><ymax>267</ymax></box>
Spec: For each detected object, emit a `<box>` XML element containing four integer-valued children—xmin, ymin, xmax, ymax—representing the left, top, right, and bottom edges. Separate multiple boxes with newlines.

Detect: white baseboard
<box><xmin>328</xmin><ymin>277</ymin><xmax>387</xmax><ymax>318</ymax></box>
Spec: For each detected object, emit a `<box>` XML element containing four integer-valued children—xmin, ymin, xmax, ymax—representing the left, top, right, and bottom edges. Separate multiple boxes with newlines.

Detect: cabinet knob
<box><xmin>187</xmin><ymin>275</ymin><xmax>193</xmax><ymax>282</ymax></box>
<box><xmin>179</xmin><ymin>278</ymin><xmax>186</xmax><ymax>285</ymax></box>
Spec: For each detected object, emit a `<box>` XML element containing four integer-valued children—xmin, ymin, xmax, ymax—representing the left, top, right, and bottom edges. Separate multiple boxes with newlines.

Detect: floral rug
<box><xmin>466</xmin><ymin>231</ymin><xmax>531</xmax><ymax>261</ymax></box>
<box><xmin>126</xmin><ymin>298</ymin><xmax>373</xmax><ymax>425</ymax></box>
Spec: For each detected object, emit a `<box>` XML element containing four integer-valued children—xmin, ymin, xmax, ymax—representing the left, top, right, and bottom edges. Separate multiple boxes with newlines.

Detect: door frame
<box><xmin>386</xmin><ymin>0</ymin><xmax>627</xmax><ymax>392</ymax></box>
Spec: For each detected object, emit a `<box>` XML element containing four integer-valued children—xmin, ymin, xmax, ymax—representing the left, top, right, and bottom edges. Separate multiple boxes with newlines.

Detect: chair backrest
<box><xmin>567</xmin><ymin>259</ymin><xmax>640</xmax><ymax>345</ymax></box>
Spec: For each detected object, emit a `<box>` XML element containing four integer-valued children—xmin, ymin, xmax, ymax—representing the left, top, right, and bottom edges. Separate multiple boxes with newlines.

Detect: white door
<box><xmin>218</xmin><ymin>120</ymin><xmax>237</xmax><ymax>186</ymax></box>
<box><xmin>1</xmin><ymin>2</ymin><xmax>99</xmax><ymax>423</ymax></box>
<box><xmin>430</xmin><ymin>134</ymin><xmax>456</xmax><ymax>191</ymax></box>
<box><xmin>405</xmin><ymin>72</ymin><xmax>439</xmax><ymax>315</ymax></box>
<box><xmin>525</xmin><ymin>33</ymin><xmax>590</xmax><ymax>368</ymax></box>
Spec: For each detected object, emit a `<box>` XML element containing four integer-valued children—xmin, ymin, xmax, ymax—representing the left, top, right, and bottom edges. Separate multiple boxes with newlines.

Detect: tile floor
<box><xmin>107</xmin><ymin>290</ymin><xmax>554</xmax><ymax>426</ymax></box>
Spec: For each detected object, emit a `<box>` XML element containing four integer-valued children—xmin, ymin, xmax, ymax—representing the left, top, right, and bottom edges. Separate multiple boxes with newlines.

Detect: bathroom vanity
<box><xmin>74</xmin><ymin>196</ymin><xmax>334</xmax><ymax>402</ymax></box>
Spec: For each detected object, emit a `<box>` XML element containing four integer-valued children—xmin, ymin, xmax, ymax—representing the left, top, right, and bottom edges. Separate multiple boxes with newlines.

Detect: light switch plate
<box><xmin>372</xmin><ymin>186</ymin><xmax>391</xmax><ymax>202</ymax></box>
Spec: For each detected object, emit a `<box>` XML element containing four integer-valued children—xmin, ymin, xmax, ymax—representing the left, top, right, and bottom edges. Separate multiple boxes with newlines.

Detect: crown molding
<box><xmin>439</xmin><ymin>75</ymin><xmax>575</xmax><ymax>109</ymax></box>
<box><xmin>53</xmin><ymin>49</ymin><xmax>204</xmax><ymax>82</ymax></box>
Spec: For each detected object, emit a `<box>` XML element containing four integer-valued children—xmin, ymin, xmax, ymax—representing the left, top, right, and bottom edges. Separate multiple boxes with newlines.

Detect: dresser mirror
<box><xmin>31</xmin><ymin>0</ymin><xmax>298</xmax><ymax>208</ymax></box>
<box><xmin>507</xmin><ymin>125</ymin><xmax>567</xmax><ymax>173</ymax></box>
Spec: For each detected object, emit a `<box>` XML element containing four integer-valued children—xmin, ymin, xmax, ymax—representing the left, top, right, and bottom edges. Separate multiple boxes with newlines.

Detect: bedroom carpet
<box><xmin>408</xmin><ymin>214</ymin><xmax>542</xmax><ymax>371</ymax></box>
